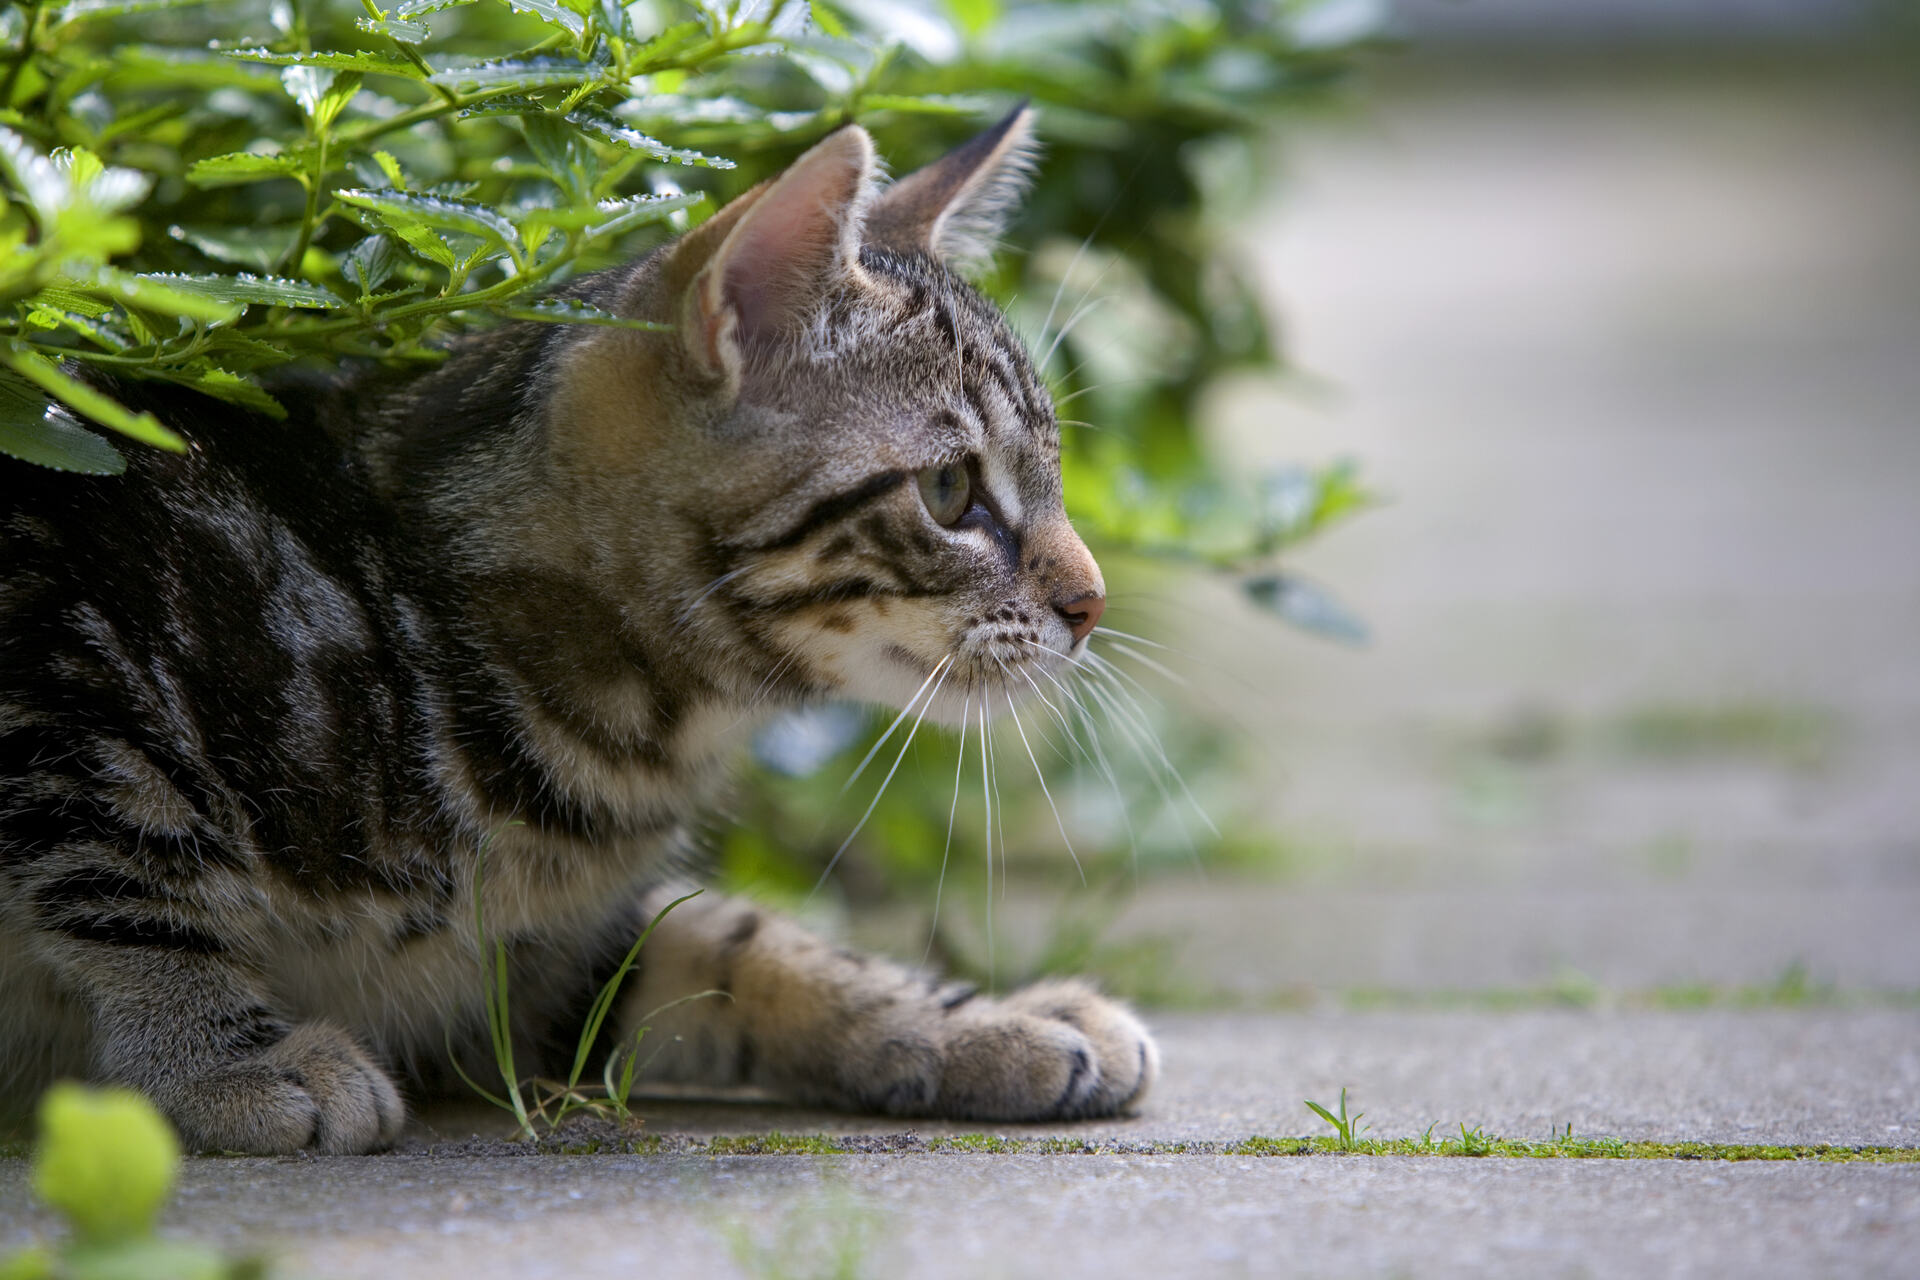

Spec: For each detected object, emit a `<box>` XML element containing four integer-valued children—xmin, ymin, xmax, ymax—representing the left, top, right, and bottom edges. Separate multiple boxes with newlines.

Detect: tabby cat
<box><xmin>0</xmin><ymin>106</ymin><xmax>1157</xmax><ymax>1154</ymax></box>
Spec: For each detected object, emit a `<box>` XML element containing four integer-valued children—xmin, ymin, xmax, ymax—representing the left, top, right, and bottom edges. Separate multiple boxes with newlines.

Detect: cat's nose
<box><xmin>1054</xmin><ymin>593</ymin><xmax>1105</xmax><ymax>646</ymax></box>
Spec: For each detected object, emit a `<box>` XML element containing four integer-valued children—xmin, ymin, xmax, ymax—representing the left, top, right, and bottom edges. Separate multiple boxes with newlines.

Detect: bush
<box><xmin>0</xmin><ymin>0</ymin><xmax>1377</xmax><ymax>971</ymax></box>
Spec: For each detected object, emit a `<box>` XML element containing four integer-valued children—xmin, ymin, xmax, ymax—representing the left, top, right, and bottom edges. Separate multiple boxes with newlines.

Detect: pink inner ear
<box><xmin>706</xmin><ymin>129</ymin><xmax>873</xmax><ymax>348</ymax></box>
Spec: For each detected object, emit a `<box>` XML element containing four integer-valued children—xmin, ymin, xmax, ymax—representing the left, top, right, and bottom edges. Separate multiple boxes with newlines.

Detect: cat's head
<box><xmin>550</xmin><ymin>108</ymin><xmax>1100</xmax><ymax>726</ymax></box>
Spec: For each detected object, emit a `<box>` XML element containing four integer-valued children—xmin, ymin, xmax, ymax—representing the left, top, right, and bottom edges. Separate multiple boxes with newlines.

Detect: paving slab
<box><xmin>13</xmin><ymin>1155</ymin><xmax>1920</xmax><ymax>1280</ymax></box>
<box><xmin>5</xmin><ymin>1011</ymin><xmax>1917</xmax><ymax>1278</ymax></box>
<box><xmin>372</xmin><ymin>1009</ymin><xmax>1920</xmax><ymax>1151</ymax></box>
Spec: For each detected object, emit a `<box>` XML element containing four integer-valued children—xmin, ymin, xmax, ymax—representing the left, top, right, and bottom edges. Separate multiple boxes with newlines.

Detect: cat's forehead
<box><xmin>834</xmin><ymin>250</ymin><xmax>1058</xmax><ymax>459</ymax></box>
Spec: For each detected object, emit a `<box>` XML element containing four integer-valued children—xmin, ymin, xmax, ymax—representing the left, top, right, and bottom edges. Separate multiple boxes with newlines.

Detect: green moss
<box><xmin>926</xmin><ymin>1134</ymin><xmax>1016</xmax><ymax>1154</ymax></box>
<box><xmin>705</xmin><ymin>1133</ymin><xmax>852</xmax><ymax>1156</ymax></box>
<box><xmin>629</xmin><ymin>1133</ymin><xmax>1920</xmax><ymax>1163</ymax></box>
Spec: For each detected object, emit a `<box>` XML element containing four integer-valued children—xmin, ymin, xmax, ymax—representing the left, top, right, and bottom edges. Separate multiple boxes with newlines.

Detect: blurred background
<box><xmin>767</xmin><ymin>0</ymin><xmax>1920</xmax><ymax>1010</ymax></box>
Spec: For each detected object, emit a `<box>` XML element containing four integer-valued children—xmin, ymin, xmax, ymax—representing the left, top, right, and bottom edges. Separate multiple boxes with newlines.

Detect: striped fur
<box><xmin>0</xmin><ymin>112</ymin><xmax>1155</xmax><ymax>1153</ymax></box>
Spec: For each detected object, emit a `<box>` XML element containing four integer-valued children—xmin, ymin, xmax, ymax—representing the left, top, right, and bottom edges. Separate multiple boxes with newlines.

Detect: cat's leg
<box><xmin>615</xmin><ymin>887</ymin><xmax>1156</xmax><ymax>1120</ymax></box>
<box><xmin>4</xmin><ymin>738</ymin><xmax>404</xmax><ymax>1154</ymax></box>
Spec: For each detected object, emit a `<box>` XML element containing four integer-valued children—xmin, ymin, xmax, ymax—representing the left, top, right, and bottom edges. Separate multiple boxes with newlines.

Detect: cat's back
<box><xmin>0</xmin><ymin>380</ymin><xmax>428</xmax><ymax>890</ymax></box>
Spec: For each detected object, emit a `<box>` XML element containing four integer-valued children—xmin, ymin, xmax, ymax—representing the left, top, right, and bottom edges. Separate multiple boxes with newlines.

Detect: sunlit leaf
<box><xmin>491</xmin><ymin>298</ymin><xmax>669</xmax><ymax>329</ymax></box>
<box><xmin>226</xmin><ymin>47</ymin><xmax>421</xmax><ymax>76</ymax></box>
<box><xmin>0</xmin><ymin>347</ymin><xmax>184</xmax><ymax>451</ymax></box>
<box><xmin>493</xmin><ymin>0</ymin><xmax>584</xmax><ymax>36</ymax></box>
<box><xmin>336</xmin><ymin>188</ymin><xmax>521</xmax><ymax>252</ymax></box>
<box><xmin>565</xmin><ymin>107</ymin><xmax>733</xmax><ymax>168</ymax></box>
<box><xmin>133</xmin><ymin>272</ymin><xmax>346</xmax><ymax>310</ymax></box>
<box><xmin>428</xmin><ymin>56</ymin><xmax>600</xmax><ymax>92</ymax></box>
<box><xmin>521</xmin><ymin>190</ymin><xmax>703</xmax><ymax>239</ymax></box>
<box><xmin>0</xmin><ymin>375</ymin><xmax>125</xmax><ymax>474</ymax></box>
<box><xmin>355</xmin><ymin>13</ymin><xmax>432</xmax><ymax>43</ymax></box>
<box><xmin>186</xmin><ymin>149</ymin><xmax>308</xmax><ymax>187</ymax></box>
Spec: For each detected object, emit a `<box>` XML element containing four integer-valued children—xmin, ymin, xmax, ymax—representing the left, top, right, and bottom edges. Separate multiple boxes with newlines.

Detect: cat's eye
<box><xmin>917</xmin><ymin>460</ymin><xmax>971</xmax><ymax>526</ymax></box>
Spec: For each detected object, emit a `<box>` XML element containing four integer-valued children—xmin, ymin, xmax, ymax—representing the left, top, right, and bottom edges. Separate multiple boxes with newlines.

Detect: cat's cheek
<box><xmin>769</xmin><ymin>607</ymin><xmax>955</xmax><ymax>712</ymax></box>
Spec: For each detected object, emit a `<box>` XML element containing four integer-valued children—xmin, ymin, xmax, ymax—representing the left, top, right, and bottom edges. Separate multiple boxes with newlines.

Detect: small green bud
<box><xmin>30</xmin><ymin>1084</ymin><xmax>181</xmax><ymax>1243</ymax></box>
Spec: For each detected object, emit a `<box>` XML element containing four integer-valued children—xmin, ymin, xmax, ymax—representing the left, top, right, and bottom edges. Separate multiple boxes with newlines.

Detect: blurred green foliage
<box><xmin>2</xmin><ymin>1084</ymin><xmax>263</xmax><ymax>1280</ymax></box>
<box><xmin>0</xmin><ymin>0</ymin><xmax>1378</xmax><ymax>973</ymax></box>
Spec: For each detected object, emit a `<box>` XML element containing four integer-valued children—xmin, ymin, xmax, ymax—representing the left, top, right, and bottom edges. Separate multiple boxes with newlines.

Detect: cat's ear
<box><xmin>865</xmin><ymin>103</ymin><xmax>1036</xmax><ymax>272</ymax></box>
<box><xmin>678</xmin><ymin>124</ymin><xmax>875</xmax><ymax>379</ymax></box>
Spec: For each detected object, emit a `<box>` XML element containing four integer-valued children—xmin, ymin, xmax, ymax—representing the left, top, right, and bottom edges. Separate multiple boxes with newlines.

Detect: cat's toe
<box><xmin>1000</xmin><ymin>979</ymin><xmax>1158</xmax><ymax>1118</ymax></box>
<box><xmin>159</xmin><ymin>1021</ymin><xmax>404</xmax><ymax>1155</ymax></box>
<box><xmin>937</xmin><ymin>980</ymin><xmax>1157</xmax><ymax>1121</ymax></box>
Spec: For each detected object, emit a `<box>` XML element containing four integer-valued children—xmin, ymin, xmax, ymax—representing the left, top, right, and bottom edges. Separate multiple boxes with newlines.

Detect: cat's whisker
<box><xmin>976</xmin><ymin>694</ymin><xmax>993</xmax><ymax>985</ymax></box>
<box><xmin>1094</xmin><ymin>639</ymin><xmax>1189</xmax><ymax>690</ymax></box>
<box><xmin>1080</xmin><ymin>660</ymin><xmax>1219</xmax><ymax>840</ymax></box>
<box><xmin>673</xmin><ymin>566</ymin><xmax>750</xmax><ymax>629</ymax></box>
<box><xmin>1082</xmin><ymin>647</ymin><xmax>1166</xmax><ymax>712</ymax></box>
<box><xmin>1049</xmin><ymin>376</ymin><xmax>1152</xmax><ymax>411</ymax></box>
<box><xmin>1023</xmin><ymin>652</ymin><xmax>1139</xmax><ymax>864</ymax></box>
<box><xmin>922</xmin><ymin>688</ymin><xmax>971</xmax><ymax>968</ymax></box>
<box><xmin>1010</xmin><ymin>659</ymin><xmax>1078</xmax><ymax>753</ymax></box>
<box><xmin>995</xmin><ymin>662</ymin><xmax>1085</xmax><ymax>885</ymax></box>
<box><xmin>982</xmin><ymin>688</ymin><xmax>1009</xmax><ymax>901</ymax></box>
<box><xmin>1090</xmin><ymin>625</ymin><xmax>1181</xmax><ymax>655</ymax></box>
<box><xmin>810</xmin><ymin>659</ymin><xmax>952</xmax><ymax>898</ymax></box>
<box><xmin>1039</xmin><ymin>294</ymin><xmax>1109</xmax><ymax>376</ymax></box>
<box><xmin>839</xmin><ymin>654</ymin><xmax>952</xmax><ymax>795</ymax></box>
<box><xmin>1074</xmin><ymin>672</ymin><xmax>1193</xmax><ymax>862</ymax></box>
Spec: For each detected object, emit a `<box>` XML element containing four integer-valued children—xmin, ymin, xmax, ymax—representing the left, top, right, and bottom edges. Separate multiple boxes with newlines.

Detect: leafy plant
<box><xmin>0</xmin><ymin>0</ymin><xmax>1381</xmax><ymax>952</ymax></box>
<box><xmin>1</xmin><ymin>1084</ymin><xmax>264</xmax><ymax>1280</ymax></box>
<box><xmin>1304</xmin><ymin>1086</ymin><xmax>1366</xmax><ymax>1150</ymax></box>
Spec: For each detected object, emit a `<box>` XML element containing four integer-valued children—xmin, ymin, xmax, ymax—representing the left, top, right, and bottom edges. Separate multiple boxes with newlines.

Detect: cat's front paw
<box><xmin>938</xmin><ymin>979</ymin><xmax>1157</xmax><ymax>1121</ymax></box>
<box><xmin>154</xmin><ymin>1021</ymin><xmax>405</xmax><ymax>1155</ymax></box>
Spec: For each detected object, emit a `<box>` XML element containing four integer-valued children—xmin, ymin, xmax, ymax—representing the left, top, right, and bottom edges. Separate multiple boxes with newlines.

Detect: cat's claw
<box><xmin>155</xmin><ymin>1022</ymin><xmax>405</xmax><ymax>1155</ymax></box>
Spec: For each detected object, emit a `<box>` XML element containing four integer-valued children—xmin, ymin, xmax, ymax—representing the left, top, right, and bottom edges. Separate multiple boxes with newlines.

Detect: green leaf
<box><xmin>0</xmin><ymin>127</ymin><xmax>68</xmax><ymax>216</ymax></box>
<box><xmin>1243</xmin><ymin>573</ymin><xmax>1369</xmax><ymax>646</ymax></box>
<box><xmin>49</xmin><ymin>146</ymin><xmax>151</xmax><ymax>212</ymax></box>
<box><xmin>341</xmin><ymin>235</ymin><xmax>401</xmax><ymax>294</ymax></box>
<box><xmin>133</xmin><ymin>272</ymin><xmax>346</xmax><ymax>310</ymax></box>
<box><xmin>944</xmin><ymin>0</ymin><xmax>999</xmax><ymax>37</ymax></box>
<box><xmin>186</xmin><ymin>149</ymin><xmax>308</xmax><ymax>187</ymax></box>
<box><xmin>30</xmin><ymin>1084</ymin><xmax>180</xmax><ymax>1240</ymax></box>
<box><xmin>492</xmin><ymin>298</ymin><xmax>668</xmax><ymax>329</ymax></box>
<box><xmin>0</xmin><ymin>375</ymin><xmax>126</xmax><ymax>474</ymax></box>
<box><xmin>519</xmin><ymin>113</ymin><xmax>593</xmax><ymax>201</ymax></box>
<box><xmin>167</xmin><ymin>223</ymin><xmax>297</xmax><ymax>271</ymax></box>
<box><xmin>336</xmin><ymin>188</ymin><xmax>521</xmax><ymax>253</ymax></box>
<box><xmin>54</xmin><ymin>0</ymin><xmax>209</xmax><ymax>20</ymax></box>
<box><xmin>358</xmin><ymin>150</ymin><xmax>408</xmax><ymax>189</ymax></box>
<box><xmin>428</xmin><ymin>56</ymin><xmax>601</xmax><ymax>93</ymax></box>
<box><xmin>520</xmin><ymin>191</ymin><xmax>703</xmax><ymax>239</ymax></box>
<box><xmin>493</xmin><ymin>0</ymin><xmax>584</xmax><ymax>36</ymax></box>
<box><xmin>171</xmin><ymin>364</ymin><xmax>287</xmax><ymax>417</ymax></box>
<box><xmin>81</xmin><ymin>267</ymin><xmax>243</xmax><ymax>324</ymax></box>
<box><xmin>282</xmin><ymin>67</ymin><xmax>364</xmax><ymax>129</ymax></box>
<box><xmin>857</xmin><ymin>93</ymin><xmax>986</xmax><ymax>115</ymax></box>
<box><xmin>23</xmin><ymin>286</ymin><xmax>114</xmax><ymax>320</ymax></box>
<box><xmin>226</xmin><ymin>47</ymin><xmax>422</xmax><ymax>76</ymax></box>
<box><xmin>109</xmin><ymin>46</ymin><xmax>286</xmax><ymax>91</ymax></box>
<box><xmin>393</xmin><ymin>0</ymin><xmax>476</xmax><ymax>13</ymax></box>
<box><xmin>355</xmin><ymin>13</ymin><xmax>432</xmax><ymax>43</ymax></box>
<box><xmin>1</xmin><ymin>347</ymin><xmax>185</xmax><ymax>451</ymax></box>
<box><xmin>566</xmin><ymin>108</ymin><xmax>733</xmax><ymax>168</ymax></box>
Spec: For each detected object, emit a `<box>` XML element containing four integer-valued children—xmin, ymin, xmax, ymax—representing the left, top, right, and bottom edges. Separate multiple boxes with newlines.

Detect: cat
<box><xmin>0</xmin><ymin>106</ymin><xmax>1158</xmax><ymax>1155</ymax></box>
